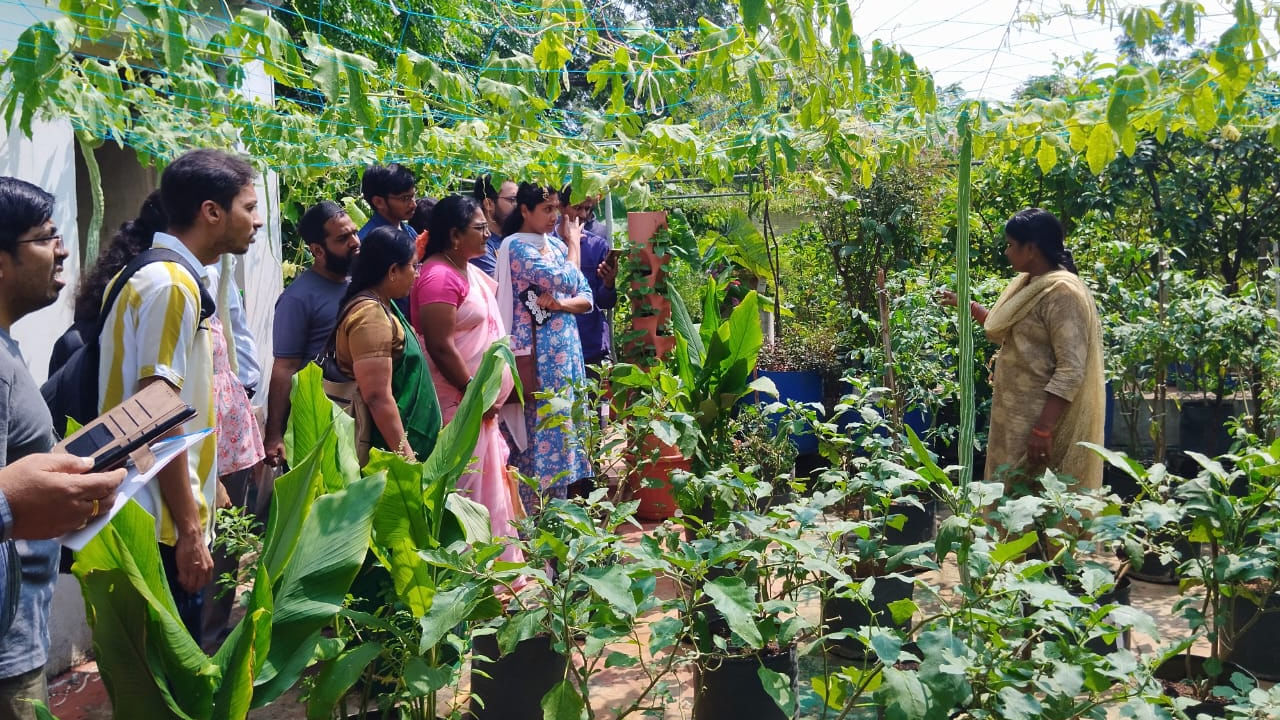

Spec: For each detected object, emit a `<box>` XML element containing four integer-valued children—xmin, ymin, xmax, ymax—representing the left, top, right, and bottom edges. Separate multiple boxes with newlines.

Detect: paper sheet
<box><xmin>60</xmin><ymin>428</ymin><xmax>213</xmax><ymax>551</ymax></box>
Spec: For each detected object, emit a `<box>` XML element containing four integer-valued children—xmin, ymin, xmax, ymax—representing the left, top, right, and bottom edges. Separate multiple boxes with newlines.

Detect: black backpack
<box><xmin>42</xmin><ymin>248</ymin><xmax>215</xmax><ymax>433</ymax></box>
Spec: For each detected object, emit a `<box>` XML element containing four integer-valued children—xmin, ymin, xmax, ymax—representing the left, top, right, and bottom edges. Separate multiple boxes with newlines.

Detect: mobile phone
<box><xmin>607</xmin><ymin>248</ymin><xmax>622</xmax><ymax>265</ymax></box>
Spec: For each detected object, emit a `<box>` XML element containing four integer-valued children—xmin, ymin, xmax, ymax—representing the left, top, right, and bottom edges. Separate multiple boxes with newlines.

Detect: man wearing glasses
<box><xmin>359</xmin><ymin>163</ymin><xmax>419</xmax><ymax>245</ymax></box>
<box><xmin>0</xmin><ymin>177</ymin><xmax>124</xmax><ymax>720</ymax></box>
<box><xmin>470</xmin><ymin>175</ymin><xmax>518</xmax><ymax>278</ymax></box>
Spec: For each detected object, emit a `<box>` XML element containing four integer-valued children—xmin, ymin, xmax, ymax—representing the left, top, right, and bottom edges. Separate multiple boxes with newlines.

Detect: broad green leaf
<box><xmin>668</xmin><ymin>286</ymin><xmax>704</xmax><ymax>364</ymax></box>
<box><xmin>419</xmin><ymin>342</ymin><xmax>516</xmax><ymax>528</ymax></box>
<box><xmin>29</xmin><ymin>701</ymin><xmax>60</xmax><ymax>720</ymax></box>
<box><xmin>758</xmin><ymin>666</ymin><xmax>796</xmax><ymax>715</ymax></box>
<box><xmin>888</xmin><ymin>598</ymin><xmax>918</xmax><ymax>625</ymax></box>
<box><xmin>718</xmin><ymin>210</ymin><xmax>774</xmax><ymax>280</ymax></box>
<box><xmin>211</xmin><ymin>562</ymin><xmax>273</xmax><ymax>720</ymax></box>
<box><xmin>305</xmin><ymin>642</ymin><xmax>382</xmax><ymax>720</ymax></box>
<box><xmin>604</xmin><ymin>651</ymin><xmax>639</xmax><ymax>668</ymax></box>
<box><xmin>869</xmin><ymin>628</ymin><xmax>903</xmax><ymax>664</ymax></box>
<box><xmin>998</xmin><ymin>685</ymin><xmax>1042</xmax><ymax>720</ymax></box>
<box><xmin>367</xmin><ymin>455</ymin><xmax>448</xmax><ymax>613</ymax></box>
<box><xmin>444</xmin><ymin>493</ymin><xmax>493</xmax><ymax>545</ymax></box>
<box><xmin>876</xmin><ymin>666</ymin><xmax>928</xmax><ymax>720</ymax></box>
<box><xmin>740</xmin><ymin>0</ymin><xmax>768</xmax><ymax>32</ymax></box>
<box><xmin>991</xmin><ymin>531</ymin><xmax>1039</xmax><ymax>564</ymax></box>
<box><xmin>1036</xmin><ymin>140</ymin><xmax>1057</xmax><ymax>174</ymax></box>
<box><xmin>161</xmin><ymin>1</ymin><xmax>187</xmax><ymax>74</ymax></box>
<box><xmin>258</xmin><ymin>443</ymin><xmax>324</xmax><ymax>583</ymax></box>
<box><xmin>702</xmin><ymin>575</ymin><xmax>763</xmax><ymax>648</ymax></box>
<box><xmin>746</xmin><ymin>376</ymin><xmax>778</xmax><ymax>398</ymax></box>
<box><xmin>254</xmin><ymin>472</ymin><xmax>386</xmax><ymax>706</ymax></box>
<box><xmin>418</xmin><ymin>584</ymin><xmax>484</xmax><ymax>653</ymax></box>
<box><xmin>1085</xmin><ymin>124</ymin><xmax>1115</xmax><ymax>175</ymax></box>
<box><xmin>541</xmin><ymin>679</ymin><xmax>584</xmax><ymax>720</ymax></box>
<box><xmin>283</xmin><ymin>364</ymin><xmax>354</xmax><ymax>491</ymax></box>
<box><xmin>580</xmin><ymin>565</ymin><xmax>638</xmax><ymax>617</ymax></box>
<box><xmin>73</xmin><ymin>502</ymin><xmax>217</xmax><ymax>719</ymax></box>
<box><xmin>229</xmin><ymin>8</ymin><xmax>305</xmax><ymax>86</ymax></box>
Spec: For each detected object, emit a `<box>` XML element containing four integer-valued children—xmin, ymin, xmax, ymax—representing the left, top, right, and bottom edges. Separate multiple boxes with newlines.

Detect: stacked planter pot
<box><xmin>620</xmin><ymin>211</ymin><xmax>687</xmax><ymax>520</ymax></box>
<box><xmin>623</xmin><ymin>211</ymin><xmax>675</xmax><ymax>360</ymax></box>
<box><xmin>627</xmin><ymin>434</ymin><xmax>691</xmax><ymax>521</ymax></box>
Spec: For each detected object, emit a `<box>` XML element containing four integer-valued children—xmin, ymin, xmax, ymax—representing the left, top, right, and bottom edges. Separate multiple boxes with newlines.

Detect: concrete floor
<box><xmin>46</xmin><ymin>521</ymin><xmax>1204</xmax><ymax>720</ymax></box>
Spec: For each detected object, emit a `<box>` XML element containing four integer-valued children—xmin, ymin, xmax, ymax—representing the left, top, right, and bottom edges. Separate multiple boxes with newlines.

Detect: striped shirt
<box><xmin>97</xmin><ymin>232</ymin><xmax>218</xmax><ymax>545</ymax></box>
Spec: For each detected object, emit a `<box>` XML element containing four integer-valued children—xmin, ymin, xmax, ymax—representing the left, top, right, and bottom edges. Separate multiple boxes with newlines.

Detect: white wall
<box><xmin>239</xmin><ymin>60</ymin><xmax>282</xmax><ymax>394</ymax></box>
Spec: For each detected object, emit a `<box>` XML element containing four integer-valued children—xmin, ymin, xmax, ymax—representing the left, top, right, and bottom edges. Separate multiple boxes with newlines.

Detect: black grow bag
<box><xmin>692</xmin><ymin>645</ymin><xmax>797</xmax><ymax>720</ymax></box>
<box><xmin>469</xmin><ymin>633</ymin><xmax>568</xmax><ymax>720</ymax></box>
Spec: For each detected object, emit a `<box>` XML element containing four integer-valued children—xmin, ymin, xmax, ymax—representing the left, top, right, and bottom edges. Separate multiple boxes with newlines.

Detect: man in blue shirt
<box><xmin>264</xmin><ymin>201</ymin><xmax>360</xmax><ymax>467</ymax></box>
<box><xmin>359</xmin><ymin>164</ymin><xmax>418</xmax><ymax>314</ymax></box>
<box><xmin>470</xmin><ymin>175</ymin><xmax>518</xmax><ymax>278</ymax></box>
<box><xmin>558</xmin><ymin>185</ymin><xmax>616</xmax><ymax>368</ymax></box>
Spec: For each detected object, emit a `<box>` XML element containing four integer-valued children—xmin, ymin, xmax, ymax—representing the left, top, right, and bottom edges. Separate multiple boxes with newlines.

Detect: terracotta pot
<box><xmin>632</xmin><ymin>314</ymin><xmax>670</xmax><ymax>334</ymax></box>
<box><xmin>627</xmin><ymin>211</ymin><xmax>668</xmax><ymax>244</ymax></box>
<box><xmin>632</xmin><ymin>296</ymin><xmax>672</xmax><ymax>322</ymax></box>
<box><xmin>627</xmin><ymin>436</ymin><xmax>689</xmax><ymax>521</ymax></box>
<box><xmin>625</xmin><ymin>211</ymin><xmax>674</xmax><ymax>364</ymax></box>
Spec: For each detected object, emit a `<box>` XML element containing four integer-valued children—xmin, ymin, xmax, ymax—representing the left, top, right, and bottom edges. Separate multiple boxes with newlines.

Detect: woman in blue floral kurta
<box><xmin>495</xmin><ymin>183</ymin><xmax>594</xmax><ymax>511</ymax></box>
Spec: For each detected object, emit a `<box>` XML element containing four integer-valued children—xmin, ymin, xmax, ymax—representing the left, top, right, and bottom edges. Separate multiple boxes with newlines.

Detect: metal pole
<box><xmin>604</xmin><ymin>190</ymin><xmax>615</xmax><ymax>243</ymax></box>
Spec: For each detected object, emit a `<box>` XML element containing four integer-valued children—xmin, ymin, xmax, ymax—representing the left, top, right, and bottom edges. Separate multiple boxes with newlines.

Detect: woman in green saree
<box><xmin>334</xmin><ymin>225</ymin><xmax>442</xmax><ymax>462</ymax></box>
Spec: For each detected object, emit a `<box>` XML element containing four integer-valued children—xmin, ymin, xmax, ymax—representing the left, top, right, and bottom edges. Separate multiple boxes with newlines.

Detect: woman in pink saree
<box><xmin>410</xmin><ymin>194</ymin><xmax>524</xmax><ymax>566</ymax></box>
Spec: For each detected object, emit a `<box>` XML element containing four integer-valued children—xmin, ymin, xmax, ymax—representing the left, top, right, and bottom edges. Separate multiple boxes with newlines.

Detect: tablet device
<box><xmin>53</xmin><ymin>382</ymin><xmax>197</xmax><ymax>472</ymax></box>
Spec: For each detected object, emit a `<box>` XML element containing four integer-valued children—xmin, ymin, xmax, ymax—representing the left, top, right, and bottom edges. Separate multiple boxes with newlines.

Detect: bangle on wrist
<box><xmin>1030</xmin><ymin>426</ymin><xmax>1052</xmax><ymax>439</ymax></box>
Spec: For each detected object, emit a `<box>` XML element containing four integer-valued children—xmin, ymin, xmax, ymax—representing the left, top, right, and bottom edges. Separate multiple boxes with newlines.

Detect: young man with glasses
<box><xmin>469</xmin><ymin>175</ymin><xmax>518</xmax><ymax>278</ymax></box>
<box><xmin>0</xmin><ymin>177</ymin><xmax>124</xmax><ymax>720</ymax></box>
<box><xmin>359</xmin><ymin>163</ymin><xmax>419</xmax><ymax>244</ymax></box>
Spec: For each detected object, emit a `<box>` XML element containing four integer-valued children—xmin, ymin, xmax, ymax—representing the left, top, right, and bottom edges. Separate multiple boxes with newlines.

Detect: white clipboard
<box><xmin>60</xmin><ymin>428</ymin><xmax>213</xmax><ymax>551</ymax></box>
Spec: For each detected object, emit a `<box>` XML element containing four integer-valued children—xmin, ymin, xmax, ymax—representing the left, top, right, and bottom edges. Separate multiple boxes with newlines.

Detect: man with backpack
<box><xmin>0</xmin><ymin>177</ymin><xmax>126</xmax><ymax>720</ymax></box>
<box><xmin>94</xmin><ymin>149</ymin><xmax>261</xmax><ymax>644</ymax></box>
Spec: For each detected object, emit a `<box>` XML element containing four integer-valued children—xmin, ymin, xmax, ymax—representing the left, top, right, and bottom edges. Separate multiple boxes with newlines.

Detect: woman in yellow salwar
<box><xmin>944</xmin><ymin>208</ymin><xmax>1105</xmax><ymax>492</ymax></box>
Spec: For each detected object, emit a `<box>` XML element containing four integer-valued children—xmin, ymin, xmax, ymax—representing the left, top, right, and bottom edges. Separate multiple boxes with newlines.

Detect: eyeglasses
<box><xmin>497</xmin><ymin>195</ymin><xmax>517</xmax><ymax>203</ymax></box>
<box><xmin>388</xmin><ymin>192</ymin><xmax>416</xmax><ymax>203</ymax></box>
<box><xmin>17</xmin><ymin>233</ymin><xmax>63</xmax><ymax>247</ymax></box>
<box><xmin>471</xmin><ymin>223</ymin><xmax>490</xmax><ymax>232</ymax></box>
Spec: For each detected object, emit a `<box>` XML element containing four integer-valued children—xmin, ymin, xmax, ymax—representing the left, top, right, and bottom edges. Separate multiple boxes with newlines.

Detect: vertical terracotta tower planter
<box><xmin>622</xmin><ymin>211</ymin><xmax>688</xmax><ymax>519</ymax></box>
<box><xmin>624</xmin><ymin>211</ymin><xmax>676</xmax><ymax>361</ymax></box>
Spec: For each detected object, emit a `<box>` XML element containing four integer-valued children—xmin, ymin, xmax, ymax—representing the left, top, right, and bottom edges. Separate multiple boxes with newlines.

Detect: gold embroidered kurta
<box><xmin>983</xmin><ymin>271</ymin><xmax>1105</xmax><ymax>491</ymax></box>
